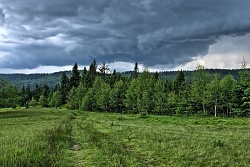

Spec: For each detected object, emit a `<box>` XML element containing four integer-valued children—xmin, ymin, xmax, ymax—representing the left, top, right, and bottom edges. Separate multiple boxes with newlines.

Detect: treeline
<box><xmin>0</xmin><ymin>67</ymin><xmax>245</xmax><ymax>90</ymax></box>
<box><xmin>1</xmin><ymin>60</ymin><xmax>250</xmax><ymax>117</ymax></box>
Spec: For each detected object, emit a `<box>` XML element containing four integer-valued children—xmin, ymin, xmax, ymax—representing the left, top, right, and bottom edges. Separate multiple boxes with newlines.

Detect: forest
<box><xmin>1</xmin><ymin>59</ymin><xmax>250</xmax><ymax>117</ymax></box>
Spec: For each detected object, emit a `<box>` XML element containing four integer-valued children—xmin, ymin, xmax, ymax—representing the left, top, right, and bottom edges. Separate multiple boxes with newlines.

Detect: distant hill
<box><xmin>0</xmin><ymin>68</ymin><xmax>247</xmax><ymax>89</ymax></box>
<box><xmin>0</xmin><ymin>71</ymin><xmax>71</xmax><ymax>89</ymax></box>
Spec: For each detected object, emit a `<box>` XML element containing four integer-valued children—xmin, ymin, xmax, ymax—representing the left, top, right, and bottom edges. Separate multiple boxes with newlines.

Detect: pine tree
<box><xmin>98</xmin><ymin>61</ymin><xmax>110</xmax><ymax>79</ymax></box>
<box><xmin>173</xmin><ymin>70</ymin><xmax>185</xmax><ymax>96</ymax></box>
<box><xmin>70</xmin><ymin>63</ymin><xmax>81</xmax><ymax>88</ymax></box>
<box><xmin>132</xmin><ymin>62</ymin><xmax>139</xmax><ymax>79</ymax></box>
<box><xmin>85</xmin><ymin>59</ymin><xmax>97</xmax><ymax>88</ymax></box>
<box><xmin>60</xmin><ymin>72</ymin><xmax>69</xmax><ymax>105</ymax></box>
<box><xmin>136</xmin><ymin>69</ymin><xmax>155</xmax><ymax>114</ymax></box>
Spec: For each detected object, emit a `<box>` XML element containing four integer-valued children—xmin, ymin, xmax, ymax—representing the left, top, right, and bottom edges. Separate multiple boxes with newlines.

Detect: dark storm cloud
<box><xmin>1</xmin><ymin>0</ymin><xmax>250</xmax><ymax>69</ymax></box>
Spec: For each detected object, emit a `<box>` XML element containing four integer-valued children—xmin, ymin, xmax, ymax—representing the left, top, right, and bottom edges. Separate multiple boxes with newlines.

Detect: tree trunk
<box><xmin>214</xmin><ymin>104</ymin><xmax>217</xmax><ymax>117</ymax></box>
<box><xmin>227</xmin><ymin>103</ymin><xmax>229</xmax><ymax>117</ymax></box>
<box><xmin>202</xmin><ymin>103</ymin><xmax>206</xmax><ymax>115</ymax></box>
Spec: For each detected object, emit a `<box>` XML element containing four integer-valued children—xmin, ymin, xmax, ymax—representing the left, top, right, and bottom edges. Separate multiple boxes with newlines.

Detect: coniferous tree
<box><xmin>108</xmin><ymin>69</ymin><xmax>118</xmax><ymax>88</ymax></box>
<box><xmin>109</xmin><ymin>80</ymin><xmax>126</xmax><ymax>112</ymax></box>
<box><xmin>70</xmin><ymin>63</ymin><xmax>81</xmax><ymax>88</ymax></box>
<box><xmin>81</xmin><ymin>67</ymin><xmax>88</xmax><ymax>83</ymax></box>
<box><xmin>136</xmin><ymin>69</ymin><xmax>155</xmax><ymax>114</ymax></box>
<box><xmin>98</xmin><ymin>61</ymin><xmax>110</xmax><ymax>79</ymax></box>
<box><xmin>132</xmin><ymin>62</ymin><xmax>139</xmax><ymax>79</ymax></box>
<box><xmin>85</xmin><ymin>59</ymin><xmax>97</xmax><ymax>88</ymax></box>
<box><xmin>173</xmin><ymin>70</ymin><xmax>185</xmax><ymax>96</ymax></box>
<box><xmin>60</xmin><ymin>72</ymin><xmax>69</xmax><ymax>105</ymax></box>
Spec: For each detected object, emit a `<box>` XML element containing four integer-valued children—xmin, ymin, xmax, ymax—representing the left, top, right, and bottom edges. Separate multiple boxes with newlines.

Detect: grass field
<box><xmin>1</xmin><ymin>108</ymin><xmax>250</xmax><ymax>166</ymax></box>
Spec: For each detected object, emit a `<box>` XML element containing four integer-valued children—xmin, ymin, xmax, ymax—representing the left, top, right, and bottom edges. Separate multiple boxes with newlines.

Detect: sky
<box><xmin>0</xmin><ymin>0</ymin><xmax>250</xmax><ymax>74</ymax></box>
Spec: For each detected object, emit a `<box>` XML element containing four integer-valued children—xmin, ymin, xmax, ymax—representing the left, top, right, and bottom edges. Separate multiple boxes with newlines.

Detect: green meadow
<box><xmin>1</xmin><ymin>108</ymin><xmax>250</xmax><ymax>166</ymax></box>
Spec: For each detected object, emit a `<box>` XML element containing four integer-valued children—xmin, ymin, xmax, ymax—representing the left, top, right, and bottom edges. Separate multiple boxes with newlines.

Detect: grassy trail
<box><xmin>69</xmin><ymin>111</ymin><xmax>250</xmax><ymax>167</ymax></box>
<box><xmin>1</xmin><ymin>108</ymin><xmax>250</xmax><ymax>166</ymax></box>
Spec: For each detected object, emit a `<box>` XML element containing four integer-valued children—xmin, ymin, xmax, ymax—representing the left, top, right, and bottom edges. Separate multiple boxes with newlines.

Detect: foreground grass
<box><xmin>0</xmin><ymin>108</ymin><xmax>73</xmax><ymax>166</ymax></box>
<box><xmin>70</xmin><ymin>112</ymin><xmax>250</xmax><ymax>167</ymax></box>
<box><xmin>1</xmin><ymin>108</ymin><xmax>250</xmax><ymax>166</ymax></box>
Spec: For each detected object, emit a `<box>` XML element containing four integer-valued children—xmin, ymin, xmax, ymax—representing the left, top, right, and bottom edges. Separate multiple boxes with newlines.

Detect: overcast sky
<box><xmin>0</xmin><ymin>0</ymin><xmax>250</xmax><ymax>74</ymax></box>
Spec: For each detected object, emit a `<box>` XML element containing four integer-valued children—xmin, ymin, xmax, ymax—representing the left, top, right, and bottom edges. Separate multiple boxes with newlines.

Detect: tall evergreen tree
<box><xmin>173</xmin><ymin>70</ymin><xmax>185</xmax><ymax>95</ymax></box>
<box><xmin>60</xmin><ymin>72</ymin><xmax>69</xmax><ymax>105</ymax></box>
<box><xmin>98</xmin><ymin>61</ymin><xmax>110</xmax><ymax>79</ymax></box>
<box><xmin>85</xmin><ymin>59</ymin><xmax>97</xmax><ymax>88</ymax></box>
<box><xmin>132</xmin><ymin>62</ymin><xmax>139</xmax><ymax>79</ymax></box>
<box><xmin>70</xmin><ymin>63</ymin><xmax>81</xmax><ymax>88</ymax></box>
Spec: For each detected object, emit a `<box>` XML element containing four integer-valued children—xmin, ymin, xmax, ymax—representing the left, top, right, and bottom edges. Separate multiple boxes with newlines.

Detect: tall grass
<box><xmin>0</xmin><ymin>108</ymin><xmax>73</xmax><ymax>167</ymax></box>
<box><xmin>1</xmin><ymin>109</ymin><xmax>250</xmax><ymax>166</ymax></box>
<box><xmin>70</xmin><ymin>112</ymin><xmax>250</xmax><ymax>166</ymax></box>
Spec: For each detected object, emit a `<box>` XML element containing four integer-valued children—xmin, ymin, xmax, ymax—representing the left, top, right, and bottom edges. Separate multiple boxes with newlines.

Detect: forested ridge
<box><xmin>0</xmin><ymin>66</ymin><xmax>245</xmax><ymax>89</ymax></box>
<box><xmin>1</xmin><ymin>59</ymin><xmax>250</xmax><ymax>117</ymax></box>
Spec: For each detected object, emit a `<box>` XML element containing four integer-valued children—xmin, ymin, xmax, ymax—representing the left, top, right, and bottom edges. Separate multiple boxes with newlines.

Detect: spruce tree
<box><xmin>70</xmin><ymin>63</ymin><xmax>81</xmax><ymax>88</ymax></box>
<box><xmin>85</xmin><ymin>59</ymin><xmax>97</xmax><ymax>88</ymax></box>
<box><xmin>60</xmin><ymin>72</ymin><xmax>69</xmax><ymax>105</ymax></box>
<box><xmin>98</xmin><ymin>61</ymin><xmax>109</xmax><ymax>79</ymax></box>
<box><xmin>132</xmin><ymin>62</ymin><xmax>139</xmax><ymax>79</ymax></box>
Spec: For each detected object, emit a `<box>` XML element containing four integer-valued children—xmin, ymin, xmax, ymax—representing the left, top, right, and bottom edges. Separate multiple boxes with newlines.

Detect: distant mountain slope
<box><xmin>0</xmin><ymin>71</ymin><xmax>71</xmax><ymax>89</ymax></box>
<box><xmin>0</xmin><ymin>69</ymin><xmax>247</xmax><ymax>89</ymax></box>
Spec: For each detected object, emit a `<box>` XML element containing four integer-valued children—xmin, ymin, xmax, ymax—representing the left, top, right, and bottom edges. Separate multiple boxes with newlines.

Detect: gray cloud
<box><xmin>0</xmin><ymin>0</ymin><xmax>250</xmax><ymax>70</ymax></box>
<box><xmin>0</xmin><ymin>9</ymin><xmax>5</xmax><ymax>25</ymax></box>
